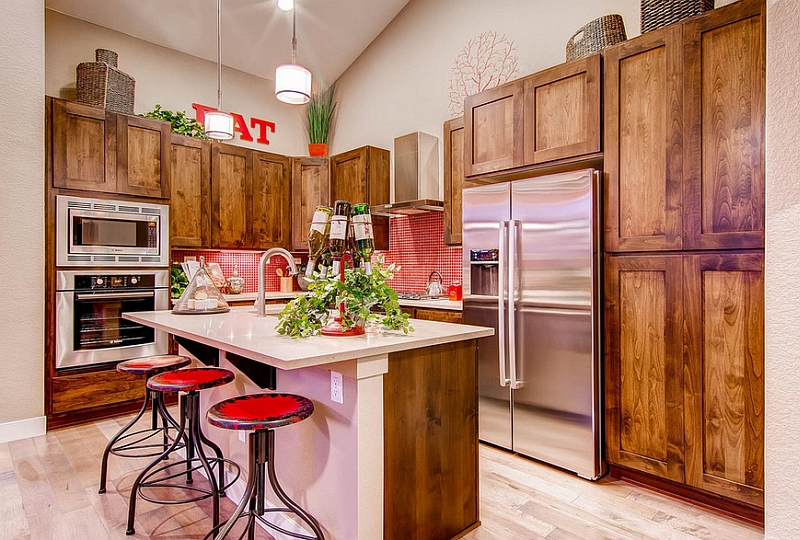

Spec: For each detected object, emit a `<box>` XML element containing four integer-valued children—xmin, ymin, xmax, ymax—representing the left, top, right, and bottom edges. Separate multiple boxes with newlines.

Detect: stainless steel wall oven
<box><xmin>55</xmin><ymin>270</ymin><xmax>169</xmax><ymax>370</ymax></box>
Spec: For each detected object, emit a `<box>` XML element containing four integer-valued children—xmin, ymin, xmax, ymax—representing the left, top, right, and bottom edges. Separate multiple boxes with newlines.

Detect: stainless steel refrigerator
<box><xmin>462</xmin><ymin>168</ymin><xmax>604</xmax><ymax>480</ymax></box>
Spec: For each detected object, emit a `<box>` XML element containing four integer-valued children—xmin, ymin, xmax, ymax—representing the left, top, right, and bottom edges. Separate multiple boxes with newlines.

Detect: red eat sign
<box><xmin>192</xmin><ymin>103</ymin><xmax>276</xmax><ymax>145</ymax></box>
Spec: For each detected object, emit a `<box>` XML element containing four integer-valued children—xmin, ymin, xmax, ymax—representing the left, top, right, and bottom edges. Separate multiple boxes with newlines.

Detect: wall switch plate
<box><xmin>331</xmin><ymin>371</ymin><xmax>343</xmax><ymax>404</ymax></box>
<box><xmin>238</xmin><ymin>431</ymin><xmax>246</xmax><ymax>443</ymax></box>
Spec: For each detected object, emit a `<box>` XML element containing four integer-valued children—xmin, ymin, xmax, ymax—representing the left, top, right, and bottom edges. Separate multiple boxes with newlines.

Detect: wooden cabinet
<box><xmin>463</xmin><ymin>54</ymin><xmax>601</xmax><ymax>179</ymax></box>
<box><xmin>605</xmin><ymin>251</ymin><xmax>764</xmax><ymax>508</ymax></box>
<box><xmin>49</xmin><ymin>97</ymin><xmax>170</xmax><ymax>198</ymax></box>
<box><xmin>443</xmin><ymin>117</ymin><xmax>464</xmax><ymax>245</ymax></box>
<box><xmin>211</xmin><ymin>145</ymin><xmax>290</xmax><ymax>250</ymax></box>
<box><xmin>291</xmin><ymin>157</ymin><xmax>331</xmax><ymax>251</ymax></box>
<box><xmin>604</xmin><ymin>0</ymin><xmax>764</xmax><ymax>253</ymax></box>
<box><xmin>330</xmin><ymin>146</ymin><xmax>390</xmax><ymax>251</ymax></box>
<box><xmin>401</xmin><ymin>306</ymin><xmax>463</xmax><ymax>324</ymax></box>
<box><xmin>170</xmin><ymin>134</ymin><xmax>211</xmax><ymax>248</ymax></box>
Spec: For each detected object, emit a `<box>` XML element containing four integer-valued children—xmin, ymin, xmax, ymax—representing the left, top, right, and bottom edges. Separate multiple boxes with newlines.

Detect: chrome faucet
<box><xmin>256</xmin><ymin>248</ymin><xmax>298</xmax><ymax>317</ymax></box>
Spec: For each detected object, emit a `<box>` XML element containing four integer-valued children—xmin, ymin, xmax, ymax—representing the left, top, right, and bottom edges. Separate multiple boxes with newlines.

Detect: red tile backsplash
<box><xmin>172</xmin><ymin>212</ymin><xmax>463</xmax><ymax>294</ymax></box>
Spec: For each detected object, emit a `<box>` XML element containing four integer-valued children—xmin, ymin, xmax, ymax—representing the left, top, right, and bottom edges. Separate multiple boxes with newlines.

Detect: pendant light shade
<box><xmin>275</xmin><ymin>7</ymin><xmax>311</xmax><ymax>105</ymax></box>
<box><xmin>204</xmin><ymin>110</ymin><xmax>234</xmax><ymax>140</ymax></box>
<box><xmin>275</xmin><ymin>63</ymin><xmax>311</xmax><ymax>104</ymax></box>
<box><xmin>207</xmin><ymin>0</ymin><xmax>234</xmax><ymax>140</ymax></box>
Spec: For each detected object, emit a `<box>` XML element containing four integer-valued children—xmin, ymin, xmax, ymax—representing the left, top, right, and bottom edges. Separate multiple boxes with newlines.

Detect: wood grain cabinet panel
<box><xmin>252</xmin><ymin>151</ymin><xmax>290</xmax><ymax>249</ymax></box>
<box><xmin>604</xmin><ymin>27</ymin><xmax>684</xmax><ymax>252</ymax></box>
<box><xmin>605</xmin><ymin>255</ymin><xmax>685</xmax><ymax>483</ymax></box>
<box><xmin>51</xmin><ymin>370</ymin><xmax>143</xmax><ymax>414</ymax></box>
<box><xmin>116</xmin><ymin>115</ymin><xmax>171</xmax><ymax>198</ymax></box>
<box><xmin>683</xmin><ymin>251</ymin><xmax>764</xmax><ymax>507</ymax></box>
<box><xmin>524</xmin><ymin>54</ymin><xmax>601</xmax><ymax>165</ymax></box>
<box><xmin>212</xmin><ymin>144</ymin><xmax>251</xmax><ymax>249</ymax></box>
<box><xmin>683</xmin><ymin>0</ymin><xmax>765</xmax><ymax>250</ymax></box>
<box><xmin>50</xmin><ymin>98</ymin><xmax>117</xmax><ymax>193</ymax></box>
<box><xmin>443</xmin><ymin>117</ymin><xmax>464</xmax><ymax>245</ymax></box>
<box><xmin>330</xmin><ymin>146</ymin><xmax>390</xmax><ymax>251</ymax></box>
<box><xmin>463</xmin><ymin>80</ymin><xmax>524</xmax><ymax>177</ymax></box>
<box><xmin>169</xmin><ymin>135</ymin><xmax>210</xmax><ymax>248</ymax></box>
<box><xmin>291</xmin><ymin>157</ymin><xmax>330</xmax><ymax>251</ymax></box>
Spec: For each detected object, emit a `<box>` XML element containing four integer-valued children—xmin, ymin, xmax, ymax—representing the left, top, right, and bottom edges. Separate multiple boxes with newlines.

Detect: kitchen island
<box><xmin>125</xmin><ymin>307</ymin><xmax>492</xmax><ymax>540</ymax></box>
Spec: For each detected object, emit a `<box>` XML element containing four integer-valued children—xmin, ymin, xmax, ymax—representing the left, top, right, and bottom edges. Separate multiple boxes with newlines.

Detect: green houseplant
<box><xmin>276</xmin><ymin>263</ymin><xmax>412</xmax><ymax>338</ymax></box>
<box><xmin>306</xmin><ymin>85</ymin><xmax>336</xmax><ymax>157</ymax></box>
<box><xmin>142</xmin><ymin>104</ymin><xmax>210</xmax><ymax>139</ymax></box>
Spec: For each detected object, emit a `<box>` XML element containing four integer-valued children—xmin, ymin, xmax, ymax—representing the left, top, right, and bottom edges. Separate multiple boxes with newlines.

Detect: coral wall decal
<box><xmin>448</xmin><ymin>31</ymin><xmax>520</xmax><ymax>118</ymax></box>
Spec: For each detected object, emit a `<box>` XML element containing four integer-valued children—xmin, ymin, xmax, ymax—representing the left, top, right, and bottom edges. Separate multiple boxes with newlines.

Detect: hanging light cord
<box><xmin>291</xmin><ymin>7</ymin><xmax>298</xmax><ymax>64</ymax></box>
<box><xmin>216</xmin><ymin>0</ymin><xmax>224</xmax><ymax>110</ymax></box>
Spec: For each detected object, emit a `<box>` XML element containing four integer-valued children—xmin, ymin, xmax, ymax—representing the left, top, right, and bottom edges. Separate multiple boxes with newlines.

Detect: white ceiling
<box><xmin>45</xmin><ymin>0</ymin><xmax>411</xmax><ymax>86</ymax></box>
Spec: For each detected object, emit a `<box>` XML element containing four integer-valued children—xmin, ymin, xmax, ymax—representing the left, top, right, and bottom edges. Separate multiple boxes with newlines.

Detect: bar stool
<box><xmin>126</xmin><ymin>367</ymin><xmax>239</xmax><ymax>536</ymax></box>
<box><xmin>205</xmin><ymin>393</ymin><xmax>325</xmax><ymax>540</ymax></box>
<box><xmin>98</xmin><ymin>354</ymin><xmax>192</xmax><ymax>494</ymax></box>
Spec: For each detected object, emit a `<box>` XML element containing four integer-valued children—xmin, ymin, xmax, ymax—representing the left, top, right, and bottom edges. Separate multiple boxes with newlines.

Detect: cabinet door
<box><xmin>443</xmin><ymin>117</ymin><xmax>464</xmax><ymax>245</ymax></box>
<box><xmin>51</xmin><ymin>98</ymin><xmax>117</xmax><ymax>193</ymax></box>
<box><xmin>116</xmin><ymin>114</ymin><xmax>171</xmax><ymax>198</ymax></box>
<box><xmin>414</xmin><ymin>308</ymin><xmax>462</xmax><ymax>324</ymax></box>
<box><xmin>524</xmin><ymin>54</ymin><xmax>601</xmax><ymax>165</ymax></box>
<box><xmin>604</xmin><ymin>27</ymin><xmax>684</xmax><ymax>252</ymax></box>
<box><xmin>463</xmin><ymin>80</ymin><xmax>524</xmax><ymax>177</ymax></box>
<box><xmin>212</xmin><ymin>144</ymin><xmax>252</xmax><ymax>248</ymax></box>
<box><xmin>252</xmin><ymin>150</ymin><xmax>291</xmax><ymax>249</ymax></box>
<box><xmin>683</xmin><ymin>0</ymin><xmax>765</xmax><ymax>250</ymax></box>
<box><xmin>605</xmin><ymin>255</ymin><xmax>685</xmax><ymax>483</ymax></box>
<box><xmin>291</xmin><ymin>157</ymin><xmax>331</xmax><ymax>251</ymax></box>
<box><xmin>683</xmin><ymin>251</ymin><xmax>764</xmax><ymax>507</ymax></box>
<box><xmin>170</xmin><ymin>135</ymin><xmax>211</xmax><ymax>248</ymax></box>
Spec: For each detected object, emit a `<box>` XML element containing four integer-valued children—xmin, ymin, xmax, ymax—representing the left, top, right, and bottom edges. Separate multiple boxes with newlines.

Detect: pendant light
<box><xmin>205</xmin><ymin>0</ymin><xmax>234</xmax><ymax>139</ymax></box>
<box><xmin>275</xmin><ymin>3</ymin><xmax>311</xmax><ymax>105</ymax></box>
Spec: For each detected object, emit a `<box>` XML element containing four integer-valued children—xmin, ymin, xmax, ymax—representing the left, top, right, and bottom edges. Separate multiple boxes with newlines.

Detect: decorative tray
<box><xmin>171</xmin><ymin>307</ymin><xmax>231</xmax><ymax>315</ymax></box>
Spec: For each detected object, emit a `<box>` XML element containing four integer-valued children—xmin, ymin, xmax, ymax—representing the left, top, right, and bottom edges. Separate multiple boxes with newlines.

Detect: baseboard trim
<box><xmin>0</xmin><ymin>416</ymin><xmax>47</xmax><ymax>444</ymax></box>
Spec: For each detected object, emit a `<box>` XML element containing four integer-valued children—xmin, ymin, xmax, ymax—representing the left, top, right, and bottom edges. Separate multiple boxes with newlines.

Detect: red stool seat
<box><xmin>207</xmin><ymin>393</ymin><xmax>314</xmax><ymax>431</ymax></box>
<box><xmin>117</xmin><ymin>354</ymin><xmax>192</xmax><ymax>376</ymax></box>
<box><xmin>148</xmin><ymin>367</ymin><xmax>235</xmax><ymax>393</ymax></box>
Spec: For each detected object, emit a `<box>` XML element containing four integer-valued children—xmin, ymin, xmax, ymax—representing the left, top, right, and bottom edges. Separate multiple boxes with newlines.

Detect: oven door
<box><xmin>55</xmin><ymin>283</ymin><xmax>168</xmax><ymax>370</ymax></box>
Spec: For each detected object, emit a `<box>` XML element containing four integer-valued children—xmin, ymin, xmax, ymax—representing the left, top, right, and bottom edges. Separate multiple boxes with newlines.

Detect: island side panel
<box><xmin>384</xmin><ymin>339</ymin><xmax>479</xmax><ymax>540</ymax></box>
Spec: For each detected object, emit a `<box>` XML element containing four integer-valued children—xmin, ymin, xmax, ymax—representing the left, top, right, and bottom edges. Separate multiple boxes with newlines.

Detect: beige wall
<box><xmin>46</xmin><ymin>10</ymin><xmax>308</xmax><ymax>155</ymax></box>
<box><xmin>0</xmin><ymin>0</ymin><xmax>45</xmax><ymax>431</ymax></box>
<box><xmin>765</xmin><ymin>1</ymin><xmax>800</xmax><ymax>536</ymax></box>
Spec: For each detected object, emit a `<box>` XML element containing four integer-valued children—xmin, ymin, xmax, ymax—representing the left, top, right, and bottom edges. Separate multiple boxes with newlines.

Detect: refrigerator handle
<box><xmin>497</xmin><ymin>221</ymin><xmax>509</xmax><ymax>387</ymax></box>
<box><xmin>508</xmin><ymin>219</ymin><xmax>521</xmax><ymax>389</ymax></box>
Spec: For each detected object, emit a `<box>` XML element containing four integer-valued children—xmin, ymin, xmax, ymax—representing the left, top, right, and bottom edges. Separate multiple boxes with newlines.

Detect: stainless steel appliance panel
<box><xmin>511</xmin><ymin>170</ymin><xmax>593</xmax><ymax>309</ymax></box>
<box><xmin>511</xmin><ymin>306</ymin><xmax>602</xmax><ymax>478</ymax></box>
<box><xmin>462</xmin><ymin>182</ymin><xmax>509</xmax><ymax>300</ymax></box>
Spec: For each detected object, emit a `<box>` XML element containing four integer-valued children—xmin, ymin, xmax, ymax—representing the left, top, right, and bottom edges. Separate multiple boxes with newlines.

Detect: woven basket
<box><xmin>76</xmin><ymin>49</ymin><xmax>135</xmax><ymax>114</ymax></box>
<box><xmin>641</xmin><ymin>0</ymin><xmax>715</xmax><ymax>33</ymax></box>
<box><xmin>566</xmin><ymin>14</ymin><xmax>627</xmax><ymax>62</ymax></box>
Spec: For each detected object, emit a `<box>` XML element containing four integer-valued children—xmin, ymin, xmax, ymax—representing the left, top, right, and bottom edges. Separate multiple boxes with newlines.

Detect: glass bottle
<box><xmin>351</xmin><ymin>202</ymin><xmax>374</xmax><ymax>274</ymax></box>
<box><xmin>328</xmin><ymin>200</ymin><xmax>351</xmax><ymax>275</ymax></box>
<box><xmin>306</xmin><ymin>205</ymin><xmax>333</xmax><ymax>276</ymax></box>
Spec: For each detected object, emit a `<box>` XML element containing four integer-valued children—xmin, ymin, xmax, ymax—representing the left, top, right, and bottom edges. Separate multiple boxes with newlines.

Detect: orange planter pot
<box><xmin>308</xmin><ymin>143</ymin><xmax>328</xmax><ymax>157</ymax></box>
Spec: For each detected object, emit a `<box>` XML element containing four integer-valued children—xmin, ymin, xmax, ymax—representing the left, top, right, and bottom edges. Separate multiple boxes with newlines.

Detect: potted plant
<box><xmin>275</xmin><ymin>262</ymin><xmax>412</xmax><ymax>338</ymax></box>
<box><xmin>142</xmin><ymin>104</ymin><xmax>209</xmax><ymax>139</ymax></box>
<box><xmin>306</xmin><ymin>84</ymin><xmax>336</xmax><ymax>157</ymax></box>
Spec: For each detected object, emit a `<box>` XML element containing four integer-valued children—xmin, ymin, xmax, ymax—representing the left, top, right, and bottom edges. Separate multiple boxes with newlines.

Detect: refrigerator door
<box><xmin>462</xmin><ymin>182</ymin><xmax>512</xmax><ymax>450</ymax></box>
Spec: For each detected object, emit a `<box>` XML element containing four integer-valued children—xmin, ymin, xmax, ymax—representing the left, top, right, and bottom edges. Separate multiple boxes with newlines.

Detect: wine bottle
<box><xmin>306</xmin><ymin>205</ymin><xmax>333</xmax><ymax>276</ymax></box>
<box><xmin>328</xmin><ymin>200</ymin><xmax>351</xmax><ymax>275</ymax></box>
<box><xmin>351</xmin><ymin>202</ymin><xmax>374</xmax><ymax>274</ymax></box>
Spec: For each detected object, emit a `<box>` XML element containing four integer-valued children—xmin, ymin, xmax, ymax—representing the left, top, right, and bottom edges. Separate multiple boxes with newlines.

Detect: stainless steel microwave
<box><xmin>56</xmin><ymin>195</ymin><xmax>170</xmax><ymax>267</ymax></box>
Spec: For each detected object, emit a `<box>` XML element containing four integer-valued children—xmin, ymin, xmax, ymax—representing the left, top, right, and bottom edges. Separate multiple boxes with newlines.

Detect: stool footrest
<box><xmin>137</xmin><ymin>456</ymin><xmax>240</xmax><ymax>505</ymax></box>
<box><xmin>109</xmin><ymin>427</ymin><xmax>185</xmax><ymax>459</ymax></box>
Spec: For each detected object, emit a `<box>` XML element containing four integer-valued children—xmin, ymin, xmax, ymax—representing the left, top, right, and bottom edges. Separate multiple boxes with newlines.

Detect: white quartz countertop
<box><xmin>220</xmin><ymin>292</ymin><xmax>463</xmax><ymax>311</ymax></box>
<box><xmin>126</xmin><ymin>306</ymin><xmax>491</xmax><ymax>370</ymax></box>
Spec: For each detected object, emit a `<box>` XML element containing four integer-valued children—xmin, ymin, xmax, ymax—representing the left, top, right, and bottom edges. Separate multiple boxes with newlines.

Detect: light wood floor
<box><xmin>0</xmin><ymin>412</ymin><xmax>764</xmax><ymax>540</ymax></box>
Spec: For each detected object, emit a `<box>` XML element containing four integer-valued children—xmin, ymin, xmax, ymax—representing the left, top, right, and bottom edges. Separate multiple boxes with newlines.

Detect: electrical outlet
<box><xmin>238</xmin><ymin>431</ymin><xmax>246</xmax><ymax>443</ymax></box>
<box><xmin>331</xmin><ymin>371</ymin><xmax>343</xmax><ymax>404</ymax></box>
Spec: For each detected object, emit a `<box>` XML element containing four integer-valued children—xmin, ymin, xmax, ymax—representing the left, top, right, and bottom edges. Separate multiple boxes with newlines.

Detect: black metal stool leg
<box><xmin>126</xmin><ymin>394</ymin><xmax>188</xmax><ymax>535</ymax></box>
<box><xmin>188</xmin><ymin>393</ymin><xmax>221</xmax><ymax>530</ymax></box>
<box><xmin>99</xmin><ymin>381</ymin><xmax>152</xmax><ymax>494</ymax></box>
<box><xmin>210</xmin><ymin>432</ymin><xmax>259</xmax><ymax>540</ymax></box>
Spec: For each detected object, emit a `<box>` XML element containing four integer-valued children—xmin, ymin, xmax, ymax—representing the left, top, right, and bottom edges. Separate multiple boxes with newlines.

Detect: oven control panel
<box><xmin>74</xmin><ymin>274</ymin><xmax>156</xmax><ymax>290</ymax></box>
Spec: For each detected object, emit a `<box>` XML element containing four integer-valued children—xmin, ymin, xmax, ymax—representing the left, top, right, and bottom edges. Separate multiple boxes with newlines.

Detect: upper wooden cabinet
<box><xmin>523</xmin><ymin>55</ymin><xmax>601</xmax><ymax>164</ymax></box>
<box><xmin>605</xmin><ymin>0</ymin><xmax>764</xmax><ymax>252</ymax></box>
<box><xmin>463</xmin><ymin>54</ymin><xmax>601</xmax><ymax>179</ymax></box>
<box><xmin>443</xmin><ymin>117</ymin><xmax>464</xmax><ymax>245</ymax></box>
<box><xmin>211</xmin><ymin>145</ymin><xmax>290</xmax><ymax>250</ymax></box>
<box><xmin>49</xmin><ymin>97</ymin><xmax>170</xmax><ymax>198</ymax></box>
<box><xmin>330</xmin><ymin>146</ymin><xmax>390</xmax><ymax>251</ymax></box>
<box><xmin>291</xmin><ymin>157</ymin><xmax>331</xmax><ymax>251</ymax></box>
<box><xmin>683</xmin><ymin>0</ymin><xmax>765</xmax><ymax>250</ymax></box>
<box><xmin>170</xmin><ymin>134</ymin><xmax>211</xmax><ymax>248</ymax></box>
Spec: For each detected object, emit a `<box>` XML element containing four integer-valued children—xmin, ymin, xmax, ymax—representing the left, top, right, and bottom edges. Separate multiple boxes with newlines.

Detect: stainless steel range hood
<box><xmin>371</xmin><ymin>132</ymin><xmax>444</xmax><ymax>217</ymax></box>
